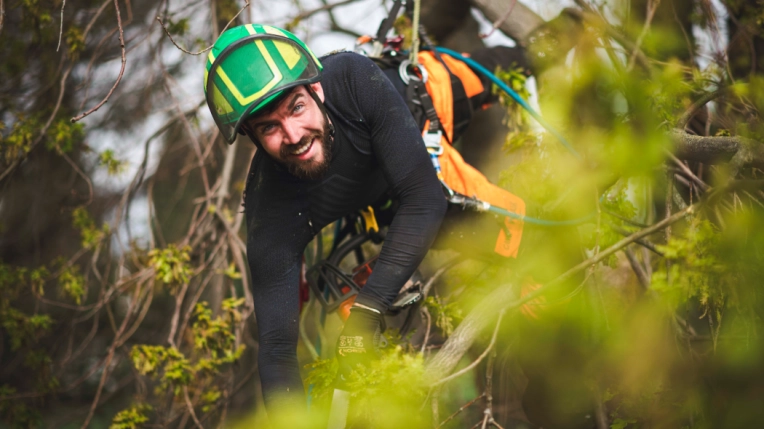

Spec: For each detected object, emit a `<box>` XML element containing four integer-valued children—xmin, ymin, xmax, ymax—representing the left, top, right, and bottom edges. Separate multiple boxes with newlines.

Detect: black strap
<box><xmin>414</xmin><ymin>82</ymin><xmax>441</xmax><ymax>134</ymax></box>
<box><xmin>307</xmin><ymin>85</ymin><xmax>335</xmax><ymax>138</ymax></box>
<box><xmin>376</xmin><ymin>0</ymin><xmax>404</xmax><ymax>42</ymax></box>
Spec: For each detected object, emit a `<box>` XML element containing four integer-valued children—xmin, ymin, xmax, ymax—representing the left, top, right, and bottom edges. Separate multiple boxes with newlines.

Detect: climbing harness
<box><xmin>356</xmin><ymin>0</ymin><xmax>593</xmax><ymax>228</ymax></box>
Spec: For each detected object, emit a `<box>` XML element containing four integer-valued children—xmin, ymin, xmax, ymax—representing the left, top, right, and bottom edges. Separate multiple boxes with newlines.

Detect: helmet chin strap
<box><xmin>307</xmin><ymin>84</ymin><xmax>335</xmax><ymax>138</ymax></box>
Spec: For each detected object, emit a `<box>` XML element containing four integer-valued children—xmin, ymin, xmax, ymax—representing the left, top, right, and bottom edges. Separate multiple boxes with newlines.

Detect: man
<box><xmin>203</xmin><ymin>24</ymin><xmax>531</xmax><ymax>410</ymax></box>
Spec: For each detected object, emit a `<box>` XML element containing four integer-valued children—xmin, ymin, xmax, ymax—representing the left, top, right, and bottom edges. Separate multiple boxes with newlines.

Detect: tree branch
<box><xmin>426</xmin><ymin>205</ymin><xmax>695</xmax><ymax>381</ymax></box>
<box><xmin>671</xmin><ymin>129</ymin><xmax>764</xmax><ymax>172</ymax></box>
<box><xmin>470</xmin><ymin>0</ymin><xmax>544</xmax><ymax>44</ymax></box>
<box><xmin>436</xmin><ymin>393</ymin><xmax>486</xmax><ymax>428</ymax></box>
<box><xmin>156</xmin><ymin>0</ymin><xmax>250</xmax><ymax>56</ymax></box>
<box><xmin>677</xmin><ymin>87</ymin><xmax>730</xmax><ymax>130</ymax></box>
<box><xmin>289</xmin><ymin>0</ymin><xmax>358</xmax><ymax>23</ymax></box>
<box><xmin>71</xmin><ymin>0</ymin><xmax>126</xmax><ymax>122</ymax></box>
<box><xmin>479</xmin><ymin>0</ymin><xmax>518</xmax><ymax>39</ymax></box>
<box><xmin>57</xmin><ymin>0</ymin><xmax>66</xmax><ymax>51</ymax></box>
<box><xmin>431</xmin><ymin>310</ymin><xmax>505</xmax><ymax>387</ymax></box>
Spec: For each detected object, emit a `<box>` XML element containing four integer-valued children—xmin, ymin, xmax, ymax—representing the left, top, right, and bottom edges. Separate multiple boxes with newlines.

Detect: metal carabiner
<box><xmin>398</xmin><ymin>59</ymin><xmax>428</xmax><ymax>86</ymax></box>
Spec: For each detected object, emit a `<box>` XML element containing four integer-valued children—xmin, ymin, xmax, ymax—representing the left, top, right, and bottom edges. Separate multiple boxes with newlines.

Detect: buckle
<box><xmin>423</xmin><ymin>130</ymin><xmax>443</xmax><ymax>155</ymax></box>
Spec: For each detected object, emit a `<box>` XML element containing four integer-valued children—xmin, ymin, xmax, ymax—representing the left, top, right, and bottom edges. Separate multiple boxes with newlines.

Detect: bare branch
<box><xmin>479</xmin><ymin>0</ymin><xmax>518</xmax><ymax>39</ymax></box>
<box><xmin>61</xmin><ymin>152</ymin><xmax>94</xmax><ymax>206</ymax></box>
<box><xmin>57</xmin><ymin>0</ymin><xmax>66</xmax><ymax>51</ymax></box>
<box><xmin>156</xmin><ymin>0</ymin><xmax>250</xmax><ymax>56</ymax></box>
<box><xmin>624</xmin><ymin>246</ymin><xmax>650</xmax><ymax>289</ymax></box>
<box><xmin>184</xmin><ymin>386</ymin><xmax>205</xmax><ymax>429</ymax></box>
<box><xmin>0</xmin><ymin>64</ymin><xmax>73</xmax><ymax>183</ymax></box>
<box><xmin>421</xmin><ymin>306</ymin><xmax>432</xmax><ymax>354</ymax></box>
<box><xmin>71</xmin><ymin>0</ymin><xmax>127</xmax><ymax>123</ymax></box>
<box><xmin>470</xmin><ymin>0</ymin><xmax>544</xmax><ymax>44</ymax></box>
<box><xmin>431</xmin><ymin>310</ymin><xmax>504</xmax><ymax>387</ymax></box>
<box><xmin>426</xmin><ymin>205</ymin><xmax>695</xmax><ymax>381</ymax></box>
<box><xmin>80</xmin><ymin>284</ymin><xmax>140</xmax><ymax>429</ymax></box>
<box><xmin>627</xmin><ymin>0</ymin><xmax>661</xmax><ymax>72</ymax></box>
<box><xmin>667</xmin><ymin>150</ymin><xmax>711</xmax><ymax>191</ymax></box>
<box><xmin>290</xmin><ymin>0</ymin><xmax>357</xmax><ymax>23</ymax></box>
<box><xmin>568</xmin><ymin>4</ymin><xmax>652</xmax><ymax>73</ymax></box>
<box><xmin>436</xmin><ymin>393</ymin><xmax>487</xmax><ymax>429</ymax></box>
<box><xmin>677</xmin><ymin>87</ymin><xmax>729</xmax><ymax>130</ymax></box>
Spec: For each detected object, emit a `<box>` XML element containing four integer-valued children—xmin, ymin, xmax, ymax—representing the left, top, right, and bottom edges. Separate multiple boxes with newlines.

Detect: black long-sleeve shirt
<box><xmin>243</xmin><ymin>52</ymin><xmax>447</xmax><ymax>407</ymax></box>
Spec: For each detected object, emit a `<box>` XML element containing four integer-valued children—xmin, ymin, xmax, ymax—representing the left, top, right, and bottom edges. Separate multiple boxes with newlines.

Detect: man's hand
<box><xmin>336</xmin><ymin>306</ymin><xmax>385</xmax><ymax>386</ymax></box>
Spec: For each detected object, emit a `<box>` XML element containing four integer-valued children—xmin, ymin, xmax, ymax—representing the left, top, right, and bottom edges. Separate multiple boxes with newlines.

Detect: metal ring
<box><xmin>398</xmin><ymin>59</ymin><xmax>428</xmax><ymax>85</ymax></box>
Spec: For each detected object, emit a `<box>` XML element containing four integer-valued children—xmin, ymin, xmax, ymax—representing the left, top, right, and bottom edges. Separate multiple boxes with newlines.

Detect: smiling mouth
<box><xmin>287</xmin><ymin>138</ymin><xmax>314</xmax><ymax>157</ymax></box>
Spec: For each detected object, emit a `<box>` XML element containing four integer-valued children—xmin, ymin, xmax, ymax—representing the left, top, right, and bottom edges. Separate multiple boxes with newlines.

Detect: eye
<box><xmin>292</xmin><ymin>103</ymin><xmax>305</xmax><ymax>114</ymax></box>
<box><xmin>260</xmin><ymin>124</ymin><xmax>276</xmax><ymax>135</ymax></box>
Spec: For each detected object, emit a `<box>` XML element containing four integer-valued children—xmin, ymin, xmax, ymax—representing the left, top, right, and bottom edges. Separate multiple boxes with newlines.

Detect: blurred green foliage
<box><xmin>149</xmin><ymin>244</ymin><xmax>193</xmax><ymax>286</ymax></box>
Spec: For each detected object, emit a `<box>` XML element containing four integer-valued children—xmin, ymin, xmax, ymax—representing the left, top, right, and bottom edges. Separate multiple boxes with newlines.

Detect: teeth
<box><xmin>290</xmin><ymin>139</ymin><xmax>312</xmax><ymax>156</ymax></box>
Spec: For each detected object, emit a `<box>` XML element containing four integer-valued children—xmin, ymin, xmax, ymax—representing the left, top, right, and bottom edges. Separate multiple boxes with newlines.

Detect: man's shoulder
<box><xmin>320</xmin><ymin>51</ymin><xmax>379</xmax><ymax>77</ymax></box>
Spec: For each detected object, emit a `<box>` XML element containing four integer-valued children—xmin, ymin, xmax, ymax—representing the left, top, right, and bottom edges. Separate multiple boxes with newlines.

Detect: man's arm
<box><xmin>341</xmin><ymin>53</ymin><xmax>447</xmax><ymax>312</ymax></box>
<box><xmin>244</xmin><ymin>156</ymin><xmax>313</xmax><ymax>409</ymax></box>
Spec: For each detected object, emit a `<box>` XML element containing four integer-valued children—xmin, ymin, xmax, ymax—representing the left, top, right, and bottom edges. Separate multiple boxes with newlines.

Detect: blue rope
<box><xmin>434</xmin><ymin>47</ymin><xmax>582</xmax><ymax>160</ymax></box>
<box><xmin>488</xmin><ymin>205</ymin><xmax>595</xmax><ymax>226</ymax></box>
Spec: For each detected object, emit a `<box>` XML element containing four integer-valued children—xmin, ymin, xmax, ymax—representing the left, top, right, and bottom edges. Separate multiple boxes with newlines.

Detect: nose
<box><xmin>281</xmin><ymin>121</ymin><xmax>302</xmax><ymax>145</ymax></box>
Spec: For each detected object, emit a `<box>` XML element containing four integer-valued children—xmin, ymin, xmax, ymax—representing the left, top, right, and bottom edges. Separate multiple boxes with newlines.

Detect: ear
<box><xmin>309</xmin><ymin>82</ymin><xmax>325</xmax><ymax>102</ymax></box>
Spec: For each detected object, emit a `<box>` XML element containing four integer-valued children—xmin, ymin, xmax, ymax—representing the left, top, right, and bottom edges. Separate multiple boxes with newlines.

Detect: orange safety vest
<box><xmin>417</xmin><ymin>51</ymin><xmax>525</xmax><ymax>258</ymax></box>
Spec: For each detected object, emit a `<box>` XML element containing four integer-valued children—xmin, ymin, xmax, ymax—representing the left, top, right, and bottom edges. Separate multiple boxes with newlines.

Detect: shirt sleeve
<box><xmin>243</xmin><ymin>154</ymin><xmax>313</xmax><ymax>407</ymax></box>
<box><xmin>341</xmin><ymin>54</ymin><xmax>447</xmax><ymax>311</ymax></box>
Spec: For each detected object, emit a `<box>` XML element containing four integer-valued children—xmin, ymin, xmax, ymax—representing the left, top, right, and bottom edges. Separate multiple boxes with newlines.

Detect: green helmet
<box><xmin>204</xmin><ymin>24</ymin><xmax>323</xmax><ymax>143</ymax></box>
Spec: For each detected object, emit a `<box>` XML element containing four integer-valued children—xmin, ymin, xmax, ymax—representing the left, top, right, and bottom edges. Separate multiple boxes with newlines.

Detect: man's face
<box><xmin>244</xmin><ymin>83</ymin><xmax>332</xmax><ymax>180</ymax></box>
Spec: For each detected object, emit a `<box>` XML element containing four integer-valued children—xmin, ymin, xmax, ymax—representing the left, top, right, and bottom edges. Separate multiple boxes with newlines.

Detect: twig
<box><xmin>667</xmin><ymin>151</ymin><xmax>711</xmax><ymax>191</ymax></box>
<box><xmin>290</xmin><ymin>0</ymin><xmax>357</xmax><ymax>23</ymax></box>
<box><xmin>62</xmin><ymin>152</ymin><xmax>94</xmax><ymax>205</ymax></box>
<box><xmin>80</xmin><ymin>285</ymin><xmax>139</xmax><ymax>429</ymax></box>
<box><xmin>57</xmin><ymin>0</ymin><xmax>66</xmax><ymax>51</ymax></box>
<box><xmin>610</xmin><ymin>224</ymin><xmax>663</xmax><ymax>255</ymax></box>
<box><xmin>156</xmin><ymin>0</ymin><xmax>250</xmax><ymax>55</ymax></box>
<box><xmin>432</xmin><ymin>388</ymin><xmax>440</xmax><ymax>426</ymax></box>
<box><xmin>183</xmin><ymin>386</ymin><xmax>205</xmax><ymax>429</ymax></box>
<box><xmin>480</xmin><ymin>0</ymin><xmax>518</xmax><ymax>38</ymax></box>
<box><xmin>677</xmin><ymin>87</ymin><xmax>729</xmax><ymax>130</ymax></box>
<box><xmin>568</xmin><ymin>5</ymin><xmax>652</xmax><ymax>74</ymax></box>
<box><xmin>593</xmin><ymin>385</ymin><xmax>609</xmax><ymax>429</ymax></box>
<box><xmin>436</xmin><ymin>393</ymin><xmax>486</xmax><ymax>429</ymax></box>
<box><xmin>482</xmin><ymin>350</ymin><xmax>496</xmax><ymax>429</ymax></box>
<box><xmin>167</xmin><ymin>282</ymin><xmax>190</xmax><ymax>347</ymax></box>
<box><xmin>627</xmin><ymin>0</ymin><xmax>661</xmax><ymax>72</ymax></box>
<box><xmin>71</xmin><ymin>0</ymin><xmax>126</xmax><ymax>122</ymax></box>
<box><xmin>422</xmin><ymin>256</ymin><xmax>463</xmax><ymax>297</ymax></box>
<box><xmin>549</xmin><ymin>206</ymin><xmax>695</xmax><ymax>289</ymax></box>
<box><xmin>215</xmin><ymin>137</ymin><xmax>237</xmax><ymax>208</ymax></box>
<box><xmin>425</xmin><ymin>206</ymin><xmax>695</xmax><ymax>382</ymax></box>
<box><xmin>421</xmin><ymin>306</ymin><xmax>432</xmax><ymax>354</ymax></box>
<box><xmin>624</xmin><ymin>246</ymin><xmax>650</xmax><ymax>289</ymax></box>
<box><xmin>431</xmin><ymin>310</ymin><xmax>505</xmax><ymax>387</ymax></box>
<box><xmin>0</xmin><ymin>62</ymin><xmax>72</xmax><ymax>183</ymax></box>
<box><xmin>0</xmin><ymin>0</ymin><xmax>4</xmax><ymax>36</ymax></box>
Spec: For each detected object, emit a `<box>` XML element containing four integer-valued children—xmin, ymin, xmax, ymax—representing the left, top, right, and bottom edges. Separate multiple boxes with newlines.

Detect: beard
<box><xmin>279</xmin><ymin>117</ymin><xmax>333</xmax><ymax>180</ymax></box>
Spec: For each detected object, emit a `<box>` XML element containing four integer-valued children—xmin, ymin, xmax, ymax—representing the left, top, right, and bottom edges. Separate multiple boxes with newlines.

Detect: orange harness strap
<box><xmin>417</xmin><ymin>51</ymin><xmax>525</xmax><ymax>258</ymax></box>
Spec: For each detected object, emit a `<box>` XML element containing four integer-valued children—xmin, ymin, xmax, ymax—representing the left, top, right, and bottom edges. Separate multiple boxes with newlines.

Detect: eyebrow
<box><xmin>249</xmin><ymin>92</ymin><xmax>305</xmax><ymax>130</ymax></box>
